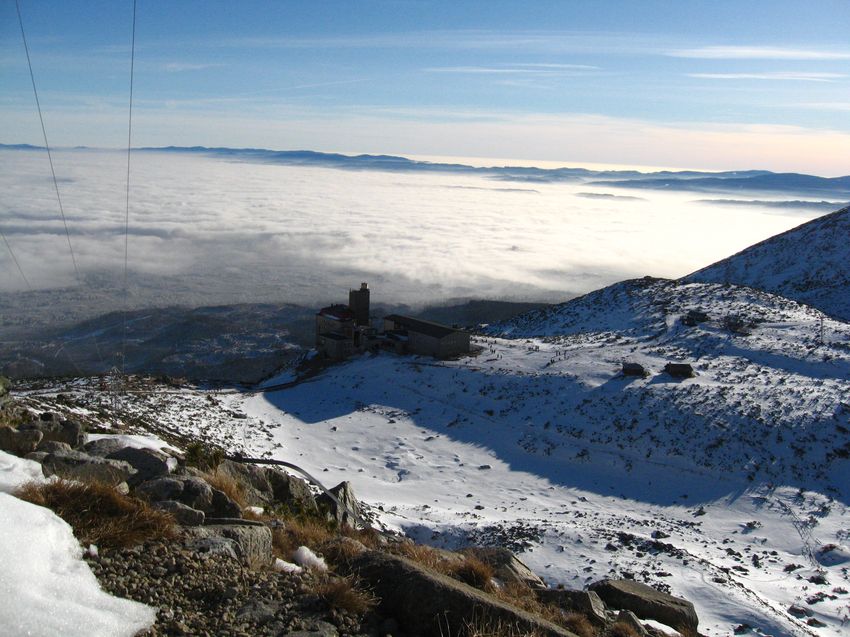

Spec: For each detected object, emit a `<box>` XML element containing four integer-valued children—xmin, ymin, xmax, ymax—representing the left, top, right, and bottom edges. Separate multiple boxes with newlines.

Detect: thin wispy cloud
<box><xmin>797</xmin><ymin>102</ymin><xmax>850</xmax><ymax>112</ymax></box>
<box><xmin>164</xmin><ymin>62</ymin><xmax>222</xmax><ymax>73</ymax></box>
<box><xmin>670</xmin><ymin>45</ymin><xmax>850</xmax><ymax>60</ymax></box>
<box><xmin>688</xmin><ymin>72</ymin><xmax>846</xmax><ymax>82</ymax></box>
<box><xmin>424</xmin><ymin>63</ymin><xmax>601</xmax><ymax>75</ymax></box>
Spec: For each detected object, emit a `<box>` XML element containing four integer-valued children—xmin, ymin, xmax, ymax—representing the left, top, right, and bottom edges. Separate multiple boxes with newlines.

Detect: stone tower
<box><xmin>349</xmin><ymin>282</ymin><xmax>370</xmax><ymax>327</ymax></box>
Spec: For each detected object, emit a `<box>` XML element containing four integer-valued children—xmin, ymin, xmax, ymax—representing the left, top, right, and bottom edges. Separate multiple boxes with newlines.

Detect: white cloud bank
<box><xmin>0</xmin><ymin>149</ymin><xmax>830</xmax><ymax>311</ymax></box>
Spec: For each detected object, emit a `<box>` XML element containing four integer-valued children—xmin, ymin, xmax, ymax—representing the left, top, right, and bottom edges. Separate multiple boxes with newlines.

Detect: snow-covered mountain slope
<box><xmin>27</xmin><ymin>277</ymin><xmax>849</xmax><ymax>637</ymax></box>
<box><xmin>684</xmin><ymin>205</ymin><xmax>850</xmax><ymax>321</ymax></box>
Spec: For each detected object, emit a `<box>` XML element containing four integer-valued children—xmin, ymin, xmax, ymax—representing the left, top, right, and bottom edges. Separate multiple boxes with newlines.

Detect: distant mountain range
<box><xmin>8</xmin><ymin>143</ymin><xmax>848</xmax><ymax>195</ymax></box>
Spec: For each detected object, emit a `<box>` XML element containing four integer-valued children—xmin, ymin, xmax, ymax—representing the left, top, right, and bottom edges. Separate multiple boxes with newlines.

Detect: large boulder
<box><xmin>136</xmin><ymin>475</ymin><xmax>241</xmax><ymax>518</ymax></box>
<box><xmin>137</xmin><ymin>476</ymin><xmax>213</xmax><ymax>511</ymax></box>
<box><xmin>536</xmin><ymin>588</ymin><xmax>608</xmax><ymax>626</ymax></box>
<box><xmin>589</xmin><ymin>579</ymin><xmax>698</xmax><ymax>633</ymax></box>
<box><xmin>216</xmin><ymin>460</ymin><xmax>275</xmax><ymax>507</ymax></box>
<box><xmin>19</xmin><ymin>413</ymin><xmax>85</xmax><ymax>448</ymax></box>
<box><xmin>317</xmin><ymin>481</ymin><xmax>361</xmax><ymax>528</ymax></box>
<box><xmin>183</xmin><ymin>520</ymin><xmax>273</xmax><ymax>569</ymax></box>
<box><xmin>0</xmin><ymin>426</ymin><xmax>42</xmax><ymax>456</ymax></box>
<box><xmin>264</xmin><ymin>468</ymin><xmax>318</xmax><ymax>514</ymax></box>
<box><xmin>40</xmin><ymin>449</ymin><xmax>136</xmax><ymax>486</ymax></box>
<box><xmin>347</xmin><ymin>551</ymin><xmax>578</xmax><ymax>637</ymax></box>
<box><xmin>463</xmin><ymin>547</ymin><xmax>546</xmax><ymax>590</ymax></box>
<box><xmin>105</xmin><ymin>447</ymin><xmax>176</xmax><ymax>485</ymax></box>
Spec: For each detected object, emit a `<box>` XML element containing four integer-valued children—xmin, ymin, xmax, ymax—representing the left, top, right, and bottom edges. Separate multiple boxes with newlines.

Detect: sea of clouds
<box><xmin>0</xmin><ymin>148</ymin><xmax>826</xmax><ymax>317</ymax></box>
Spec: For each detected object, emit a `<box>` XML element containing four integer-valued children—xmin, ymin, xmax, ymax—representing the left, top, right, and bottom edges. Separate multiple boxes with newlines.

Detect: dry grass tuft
<box><xmin>450</xmin><ymin>554</ymin><xmax>497</xmax><ymax>592</ymax></box>
<box><xmin>459</xmin><ymin>614</ymin><xmax>546</xmax><ymax>637</ymax></box>
<box><xmin>562</xmin><ymin>612</ymin><xmax>596</xmax><ymax>637</ymax></box>
<box><xmin>15</xmin><ymin>479</ymin><xmax>176</xmax><ymax>548</ymax></box>
<box><xmin>606</xmin><ymin>622</ymin><xmax>641</xmax><ymax>637</ymax></box>
<box><xmin>392</xmin><ymin>542</ymin><xmax>454</xmax><ymax>573</ymax></box>
<box><xmin>272</xmin><ymin>516</ymin><xmax>336</xmax><ymax>559</ymax></box>
<box><xmin>491</xmin><ymin>582</ymin><xmax>570</xmax><ymax>627</ymax></box>
<box><xmin>203</xmin><ymin>469</ymin><xmax>248</xmax><ymax>509</ymax></box>
<box><xmin>312</xmin><ymin>575</ymin><xmax>378</xmax><ymax>615</ymax></box>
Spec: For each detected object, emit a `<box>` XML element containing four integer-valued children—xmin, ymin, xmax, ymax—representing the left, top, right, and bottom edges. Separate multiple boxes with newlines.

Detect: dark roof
<box><xmin>318</xmin><ymin>304</ymin><xmax>354</xmax><ymax>321</ymax></box>
<box><xmin>384</xmin><ymin>314</ymin><xmax>461</xmax><ymax>339</ymax></box>
<box><xmin>319</xmin><ymin>332</ymin><xmax>350</xmax><ymax>341</ymax></box>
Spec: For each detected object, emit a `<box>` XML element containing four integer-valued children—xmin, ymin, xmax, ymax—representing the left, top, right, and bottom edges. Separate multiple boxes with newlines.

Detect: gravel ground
<box><xmin>85</xmin><ymin>538</ymin><xmax>380</xmax><ymax>637</ymax></box>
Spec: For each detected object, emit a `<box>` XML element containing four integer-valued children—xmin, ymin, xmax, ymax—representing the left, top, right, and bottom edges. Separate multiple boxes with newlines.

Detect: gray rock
<box><xmin>463</xmin><ymin>546</ymin><xmax>546</xmax><ymax>589</ymax></box>
<box><xmin>183</xmin><ymin>523</ymin><xmax>273</xmax><ymax>569</ymax></box>
<box><xmin>235</xmin><ymin>599</ymin><xmax>280</xmax><ymax>625</ymax></box>
<box><xmin>348</xmin><ymin>551</ymin><xmax>577</xmax><ymax>637</ymax></box>
<box><xmin>184</xmin><ymin>534</ymin><xmax>240</xmax><ymax>562</ymax></box>
<box><xmin>20</xmin><ymin>415</ymin><xmax>85</xmax><ymax>448</ymax></box>
<box><xmin>154</xmin><ymin>500</ymin><xmax>205</xmax><ymax>526</ymax></box>
<box><xmin>536</xmin><ymin>588</ymin><xmax>608</xmax><ymax>625</ymax></box>
<box><xmin>209</xmin><ymin>487</ymin><xmax>242</xmax><ymax>518</ymax></box>
<box><xmin>83</xmin><ymin>438</ymin><xmax>133</xmax><ymax>457</ymax></box>
<box><xmin>24</xmin><ymin>451</ymin><xmax>50</xmax><ymax>465</ymax></box>
<box><xmin>617</xmin><ymin>610</ymin><xmax>650</xmax><ymax>637</ymax></box>
<box><xmin>589</xmin><ymin>579</ymin><xmax>699</xmax><ymax>633</ymax></box>
<box><xmin>284</xmin><ymin>621</ymin><xmax>339</xmax><ymax>637</ymax></box>
<box><xmin>106</xmin><ymin>446</ymin><xmax>175</xmax><ymax>485</ymax></box>
<box><xmin>136</xmin><ymin>476</ymin><xmax>214</xmax><ymax>512</ymax></box>
<box><xmin>265</xmin><ymin>468</ymin><xmax>318</xmax><ymax>514</ymax></box>
<box><xmin>40</xmin><ymin>449</ymin><xmax>137</xmax><ymax>485</ymax></box>
<box><xmin>0</xmin><ymin>426</ymin><xmax>42</xmax><ymax>456</ymax></box>
<box><xmin>36</xmin><ymin>440</ymin><xmax>72</xmax><ymax>453</ymax></box>
<box><xmin>317</xmin><ymin>480</ymin><xmax>361</xmax><ymax>528</ymax></box>
<box><xmin>217</xmin><ymin>460</ymin><xmax>275</xmax><ymax>506</ymax></box>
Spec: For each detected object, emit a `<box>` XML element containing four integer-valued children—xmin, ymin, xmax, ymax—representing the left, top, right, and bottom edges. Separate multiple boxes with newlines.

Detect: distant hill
<box><xmin>685</xmin><ymin>205</ymin><xmax>850</xmax><ymax>320</ymax></box>
<box><xmin>593</xmin><ymin>173</ymin><xmax>850</xmax><ymax>196</ymax></box>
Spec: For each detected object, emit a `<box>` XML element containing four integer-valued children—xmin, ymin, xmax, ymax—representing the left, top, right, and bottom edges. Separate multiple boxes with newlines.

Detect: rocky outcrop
<box><xmin>589</xmin><ymin>579</ymin><xmax>698</xmax><ymax>632</ymax></box>
<box><xmin>536</xmin><ymin>588</ymin><xmax>608</xmax><ymax>626</ymax></box>
<box><xmin>184</xmin><ymin>520</ymin><xmax>273</xmax><ymax>569</ymax></box>
<box><xmin>40</xmin><ymin>448</ymin><xmax>137</xmax><ymax>485</ymax></box>
<box><xmin>105</xmin><ymin>447</ymin><xmax>176</xmax><ymax>485</ymax></box>
<box><xmin>153</xmin><ymin>500</ymin><xmax>205</xmax><ymax>526</ymax></box>
<box><xmin>463</xmin><ymin>546</ymin><xmax>546</xmax><ymax>589</ymax></box>
<box><xmin>347</xmin><ymin>551</ymin><xmax>578</xmax><ymax>637</ymax></box>
<box><xmin>265</xmin><ymin>468</ymin><xmax>318</xmax><ymax>514</ymax></box>
<box><xmin>216</xmin><ymin>460</ymin><xmax>275</xmax><ymax>506</ymax></box>
<box><xmin>19</xmin><ymin>412</ymin><xmax>85</xmax><ymax>448</ymax></box>
<box><xmin>317</xmin><ymin>481</ymin><xmax>361</xmax><ymax>528</ymax></box>
<box><xmin>0</xmin><ymin>425</ymin><xmax>42</xmax><ymax>456</ymax></box>
<box><xmin>136</xmin><ymin>475</ymin><xmax>242</xmax><ymax>519</ymax></box>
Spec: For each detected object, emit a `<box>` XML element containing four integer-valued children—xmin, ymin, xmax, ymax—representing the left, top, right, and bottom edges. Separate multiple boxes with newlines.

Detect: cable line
<box><xmin>0</xmin><ymin>228</ymin><xmax>31</xmax><ymax>289</ymax></box>
<box><xmin>15</xmin><ymin>0</ymin><xmax>81</xmax><ymax>285</ymax></box>
<box><xmin>121</xmin><ymin>0</ymin><xmax>138</xmax><ymax>376</ymax></box>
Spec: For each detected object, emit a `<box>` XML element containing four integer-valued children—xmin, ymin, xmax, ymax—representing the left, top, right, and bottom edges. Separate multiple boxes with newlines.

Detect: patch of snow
<box><xmin>0</xmin><ymin>492</ymin><xmax>156</xmax><ymax>637</ymax></box>
<box><xmin>0</xmin><ymin>449</ymin><xmax>47</xmax><ymax>493</ymax></box>
<box><xmin>272</xmin><ymin>558</ymin><xmax>303</xmax><ymax>574</ymax></box>
<box><xmin>87</xmin><ymin>433</ymin><xmax>182</xmax><ymax>455</ymax></box>
<box><xmin>292</xmin><ymin>546</ymin><xmax>328</xmax><ymax>572</ymax></box>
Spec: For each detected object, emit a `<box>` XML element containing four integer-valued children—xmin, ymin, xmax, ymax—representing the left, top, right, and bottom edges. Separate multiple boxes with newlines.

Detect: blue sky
<box><xmin>2</xmin><ymin>1</ymin><xmax>849</xmax><ymax>173</ymax></box>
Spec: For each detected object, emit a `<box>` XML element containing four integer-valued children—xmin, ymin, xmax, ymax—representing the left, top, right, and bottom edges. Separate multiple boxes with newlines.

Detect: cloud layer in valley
<box><xmin>0</xmin><ymin>148</ymin><xmax>833</xmax><ymax>322</ymax></box>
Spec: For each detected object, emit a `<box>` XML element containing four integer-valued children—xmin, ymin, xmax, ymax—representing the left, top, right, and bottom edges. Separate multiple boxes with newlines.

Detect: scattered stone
<box><xmin>36</xmin><ymin>439</ymin><xmax>72</xmax><ymax>454</ymax></box>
